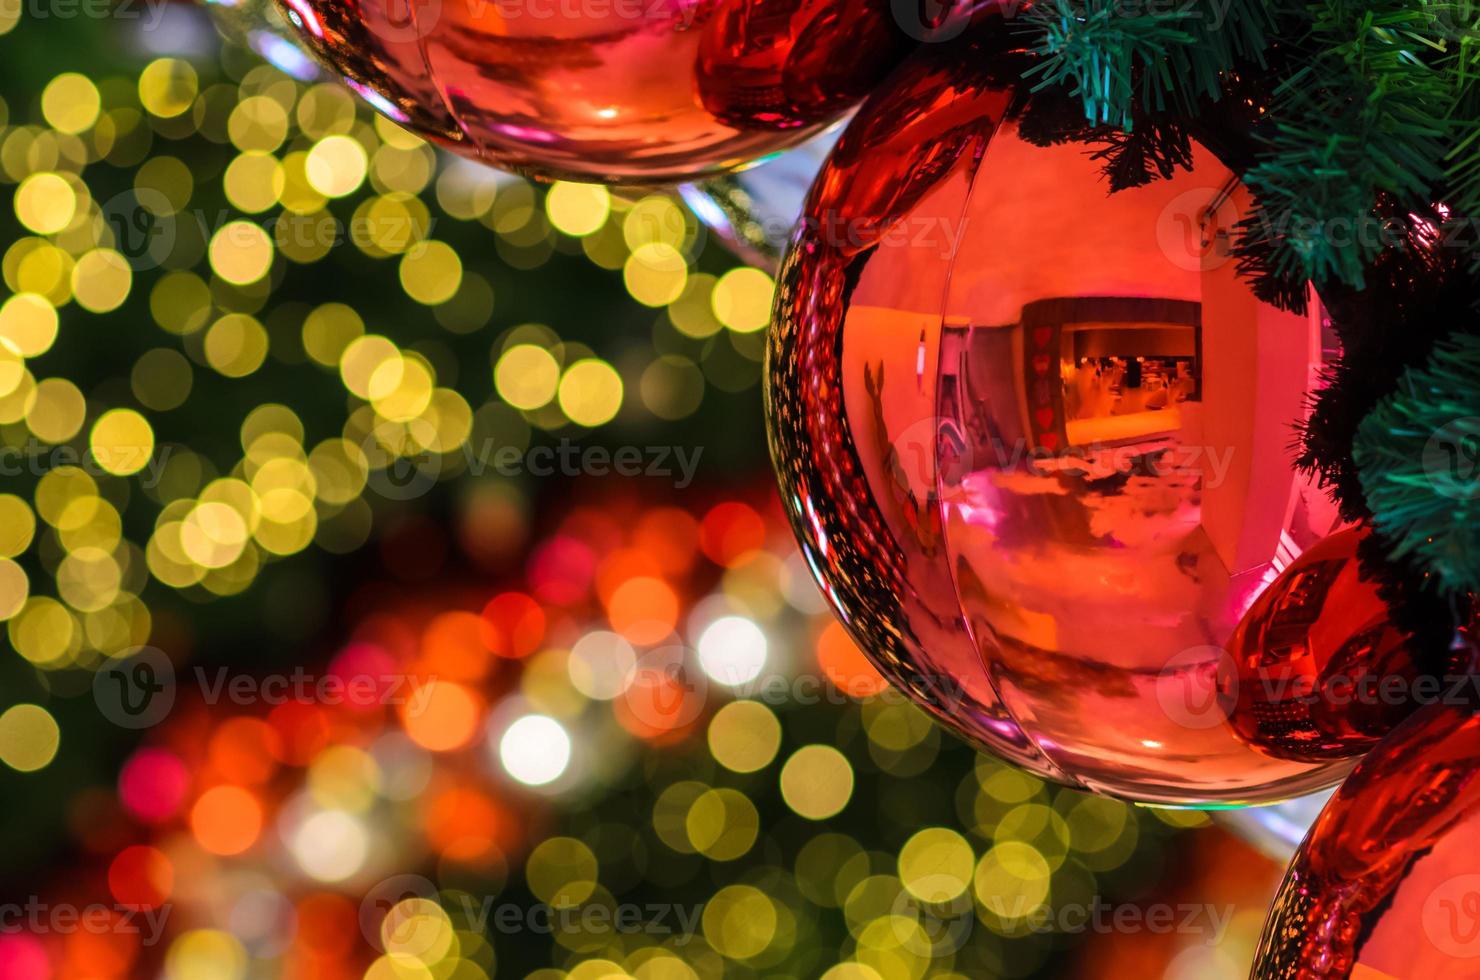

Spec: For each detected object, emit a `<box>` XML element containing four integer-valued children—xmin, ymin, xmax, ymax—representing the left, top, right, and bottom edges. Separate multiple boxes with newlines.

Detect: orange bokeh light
<box><xmin>190</xmin><ymin>785</ymin><xmax>264</xmax><ymax>856</ymax></box>
<box><xmin>424</xmin><ymin>786</ymin><xmax>507</xmax><ymax>861</ymax></box>
<box><xmin>400</xmin><ymin>680</ymin><xmax>481</xmax><ymax>751</ymax></box>
<box><xmin>207</xmin><ymin>717</ymin><xmax>282</xmax><ymax>785</ymax></box>
<box><xmin>632</xmin><ymin>507</ymin><xmax>700</xmax><ymax>576</ymax></box>
<box><xmin>605</xmin><ymin>575</ymin><xmax>679</xmax><ymax>645</ymax></box>
<box><xmin>699</xmin><ymin>501</ymin><xmax>766</xmax><ymax>567</ymax></box>
<box><xmin>816</xmin><ymin>620</ymin><xmax>888</xmax><ymax>697</ymax></box>
<box><xmin>420</xmin><ymin>610</ymin><xmax>493</xmax><ymax>681</ymax></box>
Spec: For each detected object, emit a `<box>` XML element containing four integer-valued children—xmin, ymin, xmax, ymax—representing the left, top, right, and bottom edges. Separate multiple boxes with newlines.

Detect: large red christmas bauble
<box><xmin>764</xmin><ymin>38</ymin><xmax>1436</xmax><ymax>804</ymax></box>
<box><xmin>272</xmin><ymin>0</ymin><xmax>919</xmax><ymax>182</ymax></box>
<box><xmin>1252</xmin><ymin>683</ymin><xmax>1480</xmax><ymax>978</ymax></box>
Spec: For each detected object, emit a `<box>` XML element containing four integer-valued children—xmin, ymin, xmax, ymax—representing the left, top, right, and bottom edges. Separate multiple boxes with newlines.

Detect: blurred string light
<box><xmin>7</xmin><ymin>486</ymin><xmax>1242</xmax><ymax>980</ymax></box>
<box><xmin>0</xmin><ymin>33</ymin><xmax>780</xmax><ymax>728</ymax></box>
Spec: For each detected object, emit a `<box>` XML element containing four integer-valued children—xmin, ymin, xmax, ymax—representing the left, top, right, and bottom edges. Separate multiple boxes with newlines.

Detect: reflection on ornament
<box><xmin>765</xmin><ymin>37</ymin><xmax>1432</xmax><ymax>804</ymax></box>
<box><xmin>1253</xmin><ymin>687</ymin><xmax>1480</xmax><ymax>978</ymax></box>
<box><xmin>1216</xmin><ymin>789</ymin><xmax>1333</xmax><ymax>864</ymax></box>
<box><xmin>1227</xmin><ymin>526</ymin><xmax>1456</xmax><ymax>763</ymax></box>
<box><xmin>680</xmin><ymin>123</ymin><xmax>841</xmax><ymax>272</ymax></box>
<box><xmin>205</xmin><ymin>0</ymin><xmax>322</xmax><ymax>81</ymax></box>
<box><xmin>271</xmin><ymin>0</ymin><xmax>916</xmax><ymax>182</ymax></box>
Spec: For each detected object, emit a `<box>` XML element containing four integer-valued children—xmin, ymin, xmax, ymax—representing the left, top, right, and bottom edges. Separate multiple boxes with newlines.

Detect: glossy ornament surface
<box><xmin>764</xmin><ymin>39</ymin><xmax>1436</xmax><ymax>804</ymax></box>
<box><xmin>271</xmin><ymin>0</ymin><xmax>913</xmax><ymax>182</ymax></box>
<box><xmin>1216</xmin><ymin>789</ymin><xmax>1333</xmax><ymax>864</ymax></box>
<box><xmin>680</xmin><ymin>122</ymin><xmax>842</xmax><ymax>271</ymax></box>
<box><xmin>205</xmin><ymin>0</ymin><xmax>323</xmax><ymax>81</ymax></box>
<box><xmin>1253</xmin><ymin>688</ymin><xmax>1480</xmax><ymax>978</ymax></box>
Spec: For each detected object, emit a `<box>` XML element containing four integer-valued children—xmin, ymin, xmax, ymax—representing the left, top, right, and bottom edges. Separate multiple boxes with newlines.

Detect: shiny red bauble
<box><xmin>764</xmin><ymin>37</ymin><xmax>1436</xmax><ymax>804</ymax></box>
<box><xmin>1253</xmin><ymin>685</ymin><xmax>1480</xmax><ymax>978</ymax></box>
<box><xmin>273</xmin><ymin>0</ymin><xmax>921</xmax><ymax>182</ymax></box>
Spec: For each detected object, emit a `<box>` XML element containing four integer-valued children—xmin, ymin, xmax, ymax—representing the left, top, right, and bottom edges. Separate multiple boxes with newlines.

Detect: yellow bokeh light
<box><xmin>90</xmin><ymin>409</ymin><xmax>155</xmax><ymax>476</ymax></box>
<box><xmin>780</xmin><ymin>745</ymin><xmax>854</xmax><ymax>820</ymax></box>
<box><xmin>223</xmin><ymin>152</ymin><xmax>286</xmax><ymax>214</ymax></box>
<box><xmin>181</xmin><ymin>500</ymin><xmax>250</xmax><ymax>569</ymax></box>
<box><xmin>897</xmin><ymin>828</ymin><xmax>974</xmax><ymax>903</ymax></box>
<box><xmin>26</xmin><ymin>377</ymin><xmax>85</xmax><ymax>443</ymax></box>
<box><xmin>165</xmin><ymin>929</ymin><xmax>248</xmax><ymax>980</ymax></box>
<box><xmin>557</xmin><ymin>359</ymin><xmax>622</xmax><ymax>427</ymax></box>
<box><xmin>494</xmin><ymin>343</ymin><xmax>560</xmax><ymax>411</ymax></box>
<box><xmin>702</xmin><ymin>885</ymin><xmax>776</xmax><ymax>960</ymax></box>
<box><xmin>0</xmin><ymin>558</ymin><xmax>28</xmax><ymax>620</ymax></box>
<box><xmin>138</xmin><ymin>58</ymin><xmax>199</xmax><ymax>118</ymax></box>
<box><xmin>204</xmin><ymin>313</ymin><xmax>270</xmax><ymax>377</ymax></box>
<box><xmin>150</xmin><ymin>271</ymin><xmax>213</xmax><ymax>335</ymax></box>
<box><xmin>380</xmin><ymin>898</ymin><xmax>455</xmax><ymax>965</ymax></box>
<box><xmin>303</xmin><ymin>302</ymin><xmax>365</xmax><ymax>367</ymax></box>
<box><xmin>209</xmin><ymin>221</ymin><xmax>275</xmax><ymax>285</ymax></box>
<box><xmin>686</xmin><ymin>788</ymin><xmax>759</xmax><ymax>861</ymax></box>
<box><xmin>339</xmin><ymin>334</ymin><xmax>400</xmax><ymax>399</ymax></box>
<box><xmin>525</xmin><ymin>836</ymin><xmax>598</xmax><ymax>908</ymax></box>
<box><xmin>623</xmin><ymin>195</ymin><xmax>687</xmax><ymax>251</ymax></box>
<box><xmin>306</xmin><ymin>134</ymin><xmax>369</xmax><ymax>198</ymax></box>
<box><xmin>0</xmin><ymin>293</ymin><xmax>58</xmax><ymax>357</ymax></box>
<box><xmin>9</xmin><ymin>596</ymin><xmax>76</xmax><ymax>668</ymax></box>
<box><xmin>15</xmin><ymin>173</ymin><xmax>76</xmax><ymax>234</ymax></box>
<box><xmin>71</xmin><ymin>249</ymin><xmax>133</xmax><ymax>313</ymax></box>
<box><xmin>707</xmin><ymin>700</ymin><xmax>782</xmax><ymax>773</ymax></box>
<box><xmin>132</xmin><ymin>348</ymin><xmax>193</xmax><ymax>410</ymax></box>
<box><xmin>135</xmin><ymin>156</ymin><xmax>193</xmax><ymax>215</ymax></box>
<box><xmin>623</xmin><ymin>243</ymin><xmax>687</xmax><ymax>307</ymax></box>
<box><xmin>227</xmin><ymin>95</ymin><xmax>290</xmax><ymax>153</ymax></box>
<box><xmin>974</xmin><ymin>841</ymin><xmax>1052</xmax><ymax>928</ymax></box>
<box><xmin>399</xmin><ymin>240</ymin><xmax>462</xmax><ymax>305</ymax></box>
<box><xmin>0</xmin><ymin>495</ymin><xmax>36</xmax><ymax>558</ymax></box>
<box><xmin>41</xmin><ymin>73</ymin><xmax>101</xmax><ymax>135</ymax></box>
<box><xmin>711</xmin><ymin>267</ymin><xmax>775</xmax><ymax>333</ymax></box>
<box><xmin>545</xmin><ymin>182</ymin><xmax>611</xmax><ymax>237</ymax></box>
<box><xmin>0</xmin><ymin>704</ymin><xmax>59</xmax><ymax>772</ymax></box>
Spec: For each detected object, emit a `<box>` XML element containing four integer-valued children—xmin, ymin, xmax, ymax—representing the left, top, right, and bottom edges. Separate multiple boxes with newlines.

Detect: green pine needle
<box><xmin>1354</xmin><ymin>332</ymin><xmax>1480</xmax><ymax>596</ymax></box>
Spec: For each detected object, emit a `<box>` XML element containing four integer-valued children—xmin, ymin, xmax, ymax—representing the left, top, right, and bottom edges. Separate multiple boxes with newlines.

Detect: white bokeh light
<box><xmin>567</xmin><ymin>630</ymin><xmax>637</xmax><ymax>700</ymax></box>
<box><xmin>696</xmin><ymin>615</ymin><xmax>767</xmax><ymax>687</ymax></box>
<box><xmin>290</xmin><ymin>810</ymin><xmax>369</xmax><ymax>882</ymax></box>
<box><xmin>499</xmin><ymin>714</ymin><xmax>572</xmax><ymax>786</ymax></box>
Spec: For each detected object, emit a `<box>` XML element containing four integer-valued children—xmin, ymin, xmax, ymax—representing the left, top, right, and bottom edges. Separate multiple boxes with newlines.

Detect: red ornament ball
<box><xmin>1253</xmin><ymin>684</ymin><xmax>1480</xmax><ymax>978</ymax></box>
<box><xmin>764</xmin><ymin>37</ymin><xmax>1435</xmax><ymax>804</ymax></box>
<box><xmin>273</xmin><ymin>0</ymin><xmax>917</xmax><ymax>182</ymax></box>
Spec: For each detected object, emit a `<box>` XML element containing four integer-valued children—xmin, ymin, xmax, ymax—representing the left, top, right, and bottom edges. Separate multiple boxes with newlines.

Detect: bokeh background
<box><xmin>0</xmin><ymin>4</ymin><xmax>1288</xmax><ymax>978</ymax></box>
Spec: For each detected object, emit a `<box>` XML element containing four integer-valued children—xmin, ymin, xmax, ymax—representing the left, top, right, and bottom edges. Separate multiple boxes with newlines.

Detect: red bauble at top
<box><xmin>273</xmin><ymin>0</ymin><xmax>928</xmax><ymax>182</ymax></box>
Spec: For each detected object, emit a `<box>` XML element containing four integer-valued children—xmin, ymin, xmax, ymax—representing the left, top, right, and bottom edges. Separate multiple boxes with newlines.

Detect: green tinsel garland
<box><xmin>1354</xmin><ymin>332</ymin><xmax>1480</xmax><ymax>596</ymax></box>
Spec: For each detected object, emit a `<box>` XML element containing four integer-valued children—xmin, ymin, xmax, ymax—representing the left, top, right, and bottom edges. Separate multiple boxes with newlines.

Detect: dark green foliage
<box><xmin>1355</xmin><ymin>331</ymin><xmax>1480</xmax><ymax>595</ymax></box>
